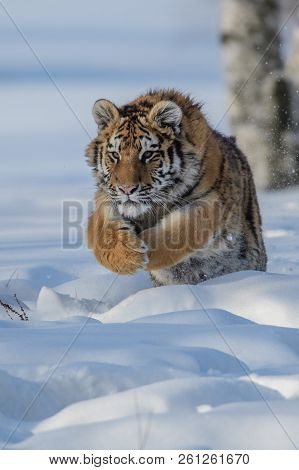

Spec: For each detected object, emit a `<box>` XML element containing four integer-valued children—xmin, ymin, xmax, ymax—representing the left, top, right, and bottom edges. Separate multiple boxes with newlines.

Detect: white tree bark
<box><xmin>221</xmin><ymin>0</ymin><xmax>293</xmax><ymax>189</ymax></box>
<box><xmin>285</xmin><ymin>5</ymin><xmax>299</xmax><ymax>181</ymax></box>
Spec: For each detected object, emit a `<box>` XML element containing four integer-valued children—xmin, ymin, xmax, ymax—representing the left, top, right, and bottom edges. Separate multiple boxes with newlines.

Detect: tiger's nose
<box><xmin>118</xmin><ymin>184</ymin><xmax>138</xmax><ymax>194</ymax></box>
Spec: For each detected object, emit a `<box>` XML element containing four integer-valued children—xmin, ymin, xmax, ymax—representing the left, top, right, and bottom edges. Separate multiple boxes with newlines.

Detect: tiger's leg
<box><xmin>140</xmin><ymin>198</ymin><xmax>222</xmax><ymax>272</ymax></box>
<box><xmin>150</xmin><ymin>234</ymin><xmax>265</xmax><ymax>286</ymax></box>
<box><xmin>88</xmin><ymin>200</ymin><xmax>147</xmax><ymax>275</ymax></box>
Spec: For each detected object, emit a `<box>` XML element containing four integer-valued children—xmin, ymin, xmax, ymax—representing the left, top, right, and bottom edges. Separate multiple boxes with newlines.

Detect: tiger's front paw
<box><xmin>93</xmin><ymin>220</ymin><xmax>148</xmax><ymax>275</ymax></box>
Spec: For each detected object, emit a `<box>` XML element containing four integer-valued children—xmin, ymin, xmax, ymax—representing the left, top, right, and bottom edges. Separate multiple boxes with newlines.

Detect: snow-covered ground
<box><xmin>1</xmin><ymin>188</ymin><xmax>299</xmax><ymax>450</ymax></box>
<box><xmin>1</xmin><ymin>0</ymin><xmax>299</xmax><ymax>450</ymax></box>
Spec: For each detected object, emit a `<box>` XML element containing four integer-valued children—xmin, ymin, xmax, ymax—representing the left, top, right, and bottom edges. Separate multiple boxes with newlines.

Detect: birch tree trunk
<box><xmin>285</xmin><ymin>6</ymin><xmax>299</xmax><ymax>182</ymax></box>
<box><xmin>220</xmin><ymin>0</ymin><xmax>293</xmax><ymax>189</ymax></box>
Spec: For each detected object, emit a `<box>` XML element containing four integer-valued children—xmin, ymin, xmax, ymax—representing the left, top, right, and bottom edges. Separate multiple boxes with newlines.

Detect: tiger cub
<box><xmin>86</xmin><ymin>89</ymin><xmax>267</xmax><ymax>286</ymax></box>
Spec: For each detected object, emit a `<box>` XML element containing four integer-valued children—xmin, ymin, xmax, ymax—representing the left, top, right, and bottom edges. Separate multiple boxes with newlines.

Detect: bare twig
<box><xmin>0</xmin><ymin>296</ymin><xmax>29</xmax><ymax>321</ymax></box>
<box><xmin>14</xmin><ymin>294</ymin><xmax>29</xmax><ymax>321</ymax></box>
<box><xmin>0</xmin><ymin>300</ymin><xmax>14</xmax><ymax>320</ymax></box>
<box><xmin>5</xmin><ymin>269</ymin><xmax>17</xmax><ymax>288</ymax></box>
<box><xmin>0</xmin><ymin>299</ymin><xmax>20</xmax><ymax>320</ymax></box>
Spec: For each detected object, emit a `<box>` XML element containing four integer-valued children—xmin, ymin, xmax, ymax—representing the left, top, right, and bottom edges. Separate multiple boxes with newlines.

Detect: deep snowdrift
<box><xmin>1</xmin><ymin>261</ymin><xmax>299</xmax><ymax>449</ymax></box>
<box><xmin>1</xmin><ymin>189</ymin><xmax>299</xmax><ymax>449</ymax></box>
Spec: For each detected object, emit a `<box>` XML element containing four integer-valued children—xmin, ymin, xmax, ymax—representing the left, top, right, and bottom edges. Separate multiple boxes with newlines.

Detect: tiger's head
<box><xmin>86</xmin><ymin>93</ymin><xmax>202</xmax><ymax>219</ymax></box>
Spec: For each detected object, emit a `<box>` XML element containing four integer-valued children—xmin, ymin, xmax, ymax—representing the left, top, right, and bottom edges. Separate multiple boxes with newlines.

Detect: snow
<box><xmin>1</xmin><ymin>203</ymin><xmax>299</xmax><ymax>450</ymax></box>
<box><xmin>1</xmin><ymin>0</ymin><xmax>299</xmax><ymax>451</ymax></box>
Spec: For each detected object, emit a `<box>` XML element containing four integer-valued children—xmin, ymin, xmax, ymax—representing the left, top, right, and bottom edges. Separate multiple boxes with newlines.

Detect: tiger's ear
<box><xmin>149</xmin><ymin>100</ymin><xmax>182</xmax><ymax>134</ymax></box>
<box><xmin>92</xmin><ymin>99</ymin><xmax>120</xmax><ymax>130</ymax></box>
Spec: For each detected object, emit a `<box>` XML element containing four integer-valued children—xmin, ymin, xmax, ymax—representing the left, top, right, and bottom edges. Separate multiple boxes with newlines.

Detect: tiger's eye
<box><xmin>142</xmin><ymin>151</ymin><xmax>154</xmax><ymax>161</ymax></box>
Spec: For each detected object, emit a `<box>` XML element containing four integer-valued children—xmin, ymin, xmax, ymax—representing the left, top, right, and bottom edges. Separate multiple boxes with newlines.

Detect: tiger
<box><xmin>86</xmin><ymin>89</ymin><xmax>267</xmax><ymax>286</ymax></box>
